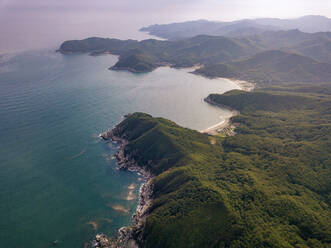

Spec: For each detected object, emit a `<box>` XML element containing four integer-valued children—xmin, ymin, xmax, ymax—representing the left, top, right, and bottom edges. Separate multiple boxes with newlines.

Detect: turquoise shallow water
<box><xmin>0</xmin><ymin>50</ymin><xmax>239</xmax><ymax>247</ymax></box>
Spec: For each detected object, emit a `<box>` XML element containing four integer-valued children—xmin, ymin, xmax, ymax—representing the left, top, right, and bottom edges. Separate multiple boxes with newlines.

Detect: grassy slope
<box><xmin>112</xmin><ymin>85</ymin><xmax>331</xmax><ymax>247</ymax></box>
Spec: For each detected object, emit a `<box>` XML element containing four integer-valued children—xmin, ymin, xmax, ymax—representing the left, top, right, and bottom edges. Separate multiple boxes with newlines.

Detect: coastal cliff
<box><xmin>90</xmin><ymin>118</ymin><xmax>155</xmax><ymax>248</ymax></box>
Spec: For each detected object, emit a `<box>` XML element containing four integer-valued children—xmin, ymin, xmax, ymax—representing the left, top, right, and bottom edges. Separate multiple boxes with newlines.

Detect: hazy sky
<box><xmin>1</xmin><ymin>0</ymin><xmax>330</xmax><ymax>52</ymax></box>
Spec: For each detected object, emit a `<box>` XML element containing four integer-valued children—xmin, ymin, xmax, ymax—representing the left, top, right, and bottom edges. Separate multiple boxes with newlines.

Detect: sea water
<box><xmin>0</xmin><ymin>50</ymin><xmax>239</xmax><ymax>247</ymax></box>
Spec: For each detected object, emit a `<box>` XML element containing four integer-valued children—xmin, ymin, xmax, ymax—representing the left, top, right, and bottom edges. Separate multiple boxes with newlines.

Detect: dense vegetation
<box><xmin>112</xmin><ymin>83</ymin><xmax>331</xmax><ymax>248</ymax></box>
<box><xmin>193</xmin><ymin>63</ymin><xmax>238</xmax><ymax>79</ymax></box>
<box><xmin>195</xmin><ymin>50</ymin><xmax>331</xmax><ymax>85</ymax></box>
<box><xmin>111</xmin><ymin>50</ymin><xmax>158</xmax><ymax>72</ymax></box>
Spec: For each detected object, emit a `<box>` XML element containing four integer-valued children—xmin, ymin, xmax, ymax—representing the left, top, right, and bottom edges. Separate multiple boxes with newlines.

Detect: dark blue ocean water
<box><xmin>0</xmin><ymin>50</ymin><xmax>239</xmax><ymax>247</ymax></box>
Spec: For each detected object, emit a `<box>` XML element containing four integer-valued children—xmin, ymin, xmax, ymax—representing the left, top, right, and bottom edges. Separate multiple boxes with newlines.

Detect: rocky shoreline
<box><xmin>88</xmin><ymin>126</ymin><xmax>154</xmax><ymax>248</ymax></box>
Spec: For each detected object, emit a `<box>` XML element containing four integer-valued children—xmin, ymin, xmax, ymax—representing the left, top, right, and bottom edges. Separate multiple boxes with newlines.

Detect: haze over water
<box><xmin>0</xmin><ymin>49</ymin><xmax>239</xmax><ymax>247</ymax></box>
<box><xmin>1</xmin><ymin>0</ymin><xmax>330</xmax><ymax>53</ymax></box>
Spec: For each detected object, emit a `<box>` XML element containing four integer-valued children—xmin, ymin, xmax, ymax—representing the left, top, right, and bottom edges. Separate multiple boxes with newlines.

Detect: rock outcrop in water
<box><xmin>91</xmin><ymin>122</ymin><xmax>154</xmax><ymax>248</ymax></box>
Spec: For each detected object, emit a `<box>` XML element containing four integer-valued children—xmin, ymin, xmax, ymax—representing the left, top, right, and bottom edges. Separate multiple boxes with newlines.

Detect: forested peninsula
<box><xmin>88</xmin><ymin>83</ymin><xmax>331</xmax><ymax>248</ymax></box>
<box><xmin>93</xmin><ymin>83</ymin><xmax>331</xmax><ymax>247</ymax></box>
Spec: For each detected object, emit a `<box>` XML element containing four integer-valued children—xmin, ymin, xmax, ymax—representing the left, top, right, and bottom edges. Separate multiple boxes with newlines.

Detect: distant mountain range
<box><xmin>59</xmin><ymin>17</ymin><xmax>331</xmax><ymax>85</ymax></box>
<box><xmin>141</xmin><ymin>15</ymin><xmax>331</xmax><ymax>40</ymax></box>
<box><xmin>244</xmin><ymin>29</ymin><xmax>331</xmax><ymax>63</ymax></box>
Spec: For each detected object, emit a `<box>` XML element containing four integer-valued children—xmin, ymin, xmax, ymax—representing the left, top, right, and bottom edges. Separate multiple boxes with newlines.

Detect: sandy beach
<box><xmin>200</xmin><ymin>109</ymin><xmax>239</xmax><ymax>135</ymax></box>
<box><xmin>230</xmin><ymin>79</ymin><xmax>255</xmax><ymax>92</ymax></box>
<box><xmin>201</xmin><ymin>79</ymin><xmax>254</xmax><ymax>135</ymax></box>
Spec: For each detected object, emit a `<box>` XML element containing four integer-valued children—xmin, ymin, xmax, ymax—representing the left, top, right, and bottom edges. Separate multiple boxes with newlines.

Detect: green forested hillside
<box><xmin>195</xmin><ymin>50</ymin><xmax>331</xmax><ymax>85</ymax></box>
<box><xmin>246</xmin><ymin>30</ymin><xmax>331</xmax><ymax>63</ymax></box>
<box><xmin>110</xmin><ymin>50</ymin><xmax>158</xmax><ymax>72</ymax></box>
<box><xmin>59</xmin><ymin>37</ymin><xmax>139</xmax><ymax>53</ymax></box>
<box><xmin>111</xmin><ymin>84</ymin><xmax>331</xmax><ymax>247</ymax></box>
